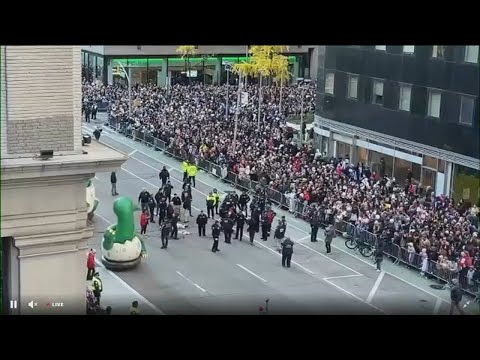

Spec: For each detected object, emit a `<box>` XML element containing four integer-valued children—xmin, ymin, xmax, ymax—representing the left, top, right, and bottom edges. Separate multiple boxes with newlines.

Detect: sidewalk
<box><xmin>89</xmin><ymin>259</ymin><xmax>164</xmax><ymax>315</ymax></box>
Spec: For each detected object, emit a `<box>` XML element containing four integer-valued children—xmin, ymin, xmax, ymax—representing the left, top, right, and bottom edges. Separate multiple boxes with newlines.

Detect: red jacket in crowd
<box><xmin>140</xmin><ymin>212</ymin><xmax>149</xmax><ymax>227</ymax></box>
<box><xmin>87</xmin><ymin>252</ymin><xmax>95</xmax><ymax>269</ymax></box>
<box><xmin>267</xmin><ymin>210</ymin><xmax>276</xmax><ymax>225</ymax></box>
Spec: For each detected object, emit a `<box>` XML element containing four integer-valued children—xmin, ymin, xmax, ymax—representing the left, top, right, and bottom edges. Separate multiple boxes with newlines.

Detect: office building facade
<box><xmin>81</xmin><ymin>45</ymin><xmax>319</xmax><ymax>86</ymax></box>
<box><xmin>314</xmin><ymin>45</ymin><xmax>479</xmax><ymax>205</ymax></box>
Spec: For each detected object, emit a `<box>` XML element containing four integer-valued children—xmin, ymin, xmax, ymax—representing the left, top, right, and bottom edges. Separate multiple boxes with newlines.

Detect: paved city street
<box><xmin>83</xmin><ymin>121</ymin><xmax>467</xmax><ymax>315</ymax></box>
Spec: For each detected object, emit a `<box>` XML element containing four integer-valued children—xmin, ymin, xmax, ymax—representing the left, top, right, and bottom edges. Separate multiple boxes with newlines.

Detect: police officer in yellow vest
<box><xmin>187</xmin><ymin>163</ymin><xmax>198</xmax><ymax>188</ymax></box>
<box><xmin>206</xmin><ymin>192</ymin><xmax>216</xmax><ymax>219</ymax></box>
<box><xmin>182</xmin><ymin>160</ymin><xmax>189</xmax><ymax>182</ymax></box>
<box><xmin>130</xmin><ymin>300</ymin><xmax>140</xmax><ymax>315</ymax></box>
<box><xmin>91</xmin><ymin>272</ymin><xmax>103</xmax><ymax>306</ymax></box>
<box><xmin>213</xmin><ymin>188</ymin><xmax>221</xmax><ymax>215</ymax></box>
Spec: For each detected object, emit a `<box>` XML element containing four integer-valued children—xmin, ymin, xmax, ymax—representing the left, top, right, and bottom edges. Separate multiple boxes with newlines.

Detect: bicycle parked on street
<box><xmin>344</xmin><ymin>237</ymin><xmax>374</xmax><ymax>258</ymax></box>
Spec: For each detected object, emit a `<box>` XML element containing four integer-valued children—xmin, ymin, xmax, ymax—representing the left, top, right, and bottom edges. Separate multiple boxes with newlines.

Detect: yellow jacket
<box><xmin>182</xmin><ymin>161</ymin><xmax>189</xmax><ymax>173</ymax></box>
<box><xmin>187</xmin><ymin>165</ymin><xmax>198</xmax><ymax>177</ymax></box>
<box><xmin>213</xmin><ymin>193</ymin><xmax>220</xmax><ymax>205</ymax></box>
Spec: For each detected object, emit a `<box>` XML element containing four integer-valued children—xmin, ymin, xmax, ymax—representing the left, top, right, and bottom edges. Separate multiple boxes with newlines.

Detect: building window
<box><xmin>465</xmin><ymin>45</ymin><xmax>479</xmax><ymax>63</ymax></box>
<box><xmin>372</xmin><ymin>79</ymin><xmax>384</xmax><ymax>105</ymax></box>
<box><xmin>347</xmin><ymin>75</ymin><xmax>358</xmax><ymax>99</ymax></box>
<box><xmin>399</xmin><ymin>84</ymin><xmax>412</xmax><ymax>111</ymax></box>
<box><xmin>432</xmin><ymin>45</ymin><xmax>445</xmax><ymax>58</ymax></box>
<box><xmin>427</xmin><ymin>90</ymin><xmax>442</xmax><ymax>118</ymax></box>
<box><xmin>459</xmin><ymin>96</ymin><xmax>475</xmax><ymax>126</ymax></box>
<box><xmin>403</xmin><ymin>46</ymin><xmax>415</xmax><ymax>54</ymax></box>
<box><xmin>325</xmin><ymin>72</ymin><xmax>334</xmax><ymax>95</ymax></box>
<box><xmin>375</xmin><ymin>45</ymin><xmax>386</xmax><ymax>51</ymax></box>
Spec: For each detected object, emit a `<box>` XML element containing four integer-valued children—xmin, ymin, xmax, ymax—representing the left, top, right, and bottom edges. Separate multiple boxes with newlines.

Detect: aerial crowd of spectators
<box><xmin>82</xmin><ymin>78</ymin><xmax>480</xmax><ymax>291</ymax></box>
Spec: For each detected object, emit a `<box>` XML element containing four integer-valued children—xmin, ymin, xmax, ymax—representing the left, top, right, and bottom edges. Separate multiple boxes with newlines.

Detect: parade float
<box><xmin>101</xmin><ymin>197</ymin><xmax>147</xmax><ymax>271</ymax></box>
<box><xmin>86</xmin><ymin>179</ymin><xmax>99</xmax><ymax>221</ymax></box>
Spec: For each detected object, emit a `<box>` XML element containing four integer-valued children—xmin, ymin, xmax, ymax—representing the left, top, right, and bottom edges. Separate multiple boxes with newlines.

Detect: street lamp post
<box><xmin>297</xmin><ymin>78</ymin><xmax>312</xmax><ymax>147</ymax></box>
<box><xmin>257</xmin><ymin>75</ymin><xmax>262</xmax><ymax>130</ymax></box>
<box><xmin>224</xmin><ymin>62</ymin><xmax>233</xmax><ymax>121</ymax></box>
<box><xmin>233</xmin><ymin>73</ymin><xmax>242</xmax><ymax>156</ymax></box>
<box><xmin>117</xmin><ymin>62</ymin><xmax>132</xmax><ymax>118</ymax></box>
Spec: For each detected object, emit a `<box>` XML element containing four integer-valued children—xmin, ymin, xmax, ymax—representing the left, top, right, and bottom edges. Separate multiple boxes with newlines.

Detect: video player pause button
<box><xmin>10</xmin><ymin>300</ymin><xmax>18</xmax><ymax>309</ymax></box>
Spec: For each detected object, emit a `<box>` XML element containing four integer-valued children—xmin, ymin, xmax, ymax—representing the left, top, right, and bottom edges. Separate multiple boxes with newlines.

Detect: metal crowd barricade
<box><xmin>153</xmin><ymin>138</ymin><xmax>166</xmax><ymax>151</ymax></box>
<box><xmin>236</xmin><ymin>174</ymin><xmax>251</xmax><ymax>192</ymax></box>
<box><xmin>105</xmin><ymin>125</ymin><xmax>480</xmax><ymax>301</ymax></box>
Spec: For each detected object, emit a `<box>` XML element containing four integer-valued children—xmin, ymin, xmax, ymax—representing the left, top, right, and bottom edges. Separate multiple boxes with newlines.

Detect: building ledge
<box><xmin>1</xmin><ymin>140</ymin><xmax>128</xmax><ymax>182</ymax></box>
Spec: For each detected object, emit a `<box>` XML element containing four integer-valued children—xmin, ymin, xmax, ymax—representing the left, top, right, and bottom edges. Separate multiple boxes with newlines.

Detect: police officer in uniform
<box><xmin>148</xmin><ymin>194</ymin><xmax>156</xmax><ymax>223</ymax></box>
<box><xmin>211</xmin><ymin>220</ymin><xmax>221</xmax><ymax>253</ymax></box>
<box><xmin>213</xmin><ymin>189</ymin><xmax>221</xmax><ymax>215</ymax></box>
<box><xmin>157</xmin><ymin>195</ymin><xmax>167</xmax><ymax>223</ymax></box>
<box><xmin>138</xmin><ymin>188</ymin><xmax>151</xmax><ymax>212</ymax></box>
<box><xmin>239</xmin><ymin>191</ymin><xmax>251</xmax><ymax>216</ymax></box>
<box><xmin>163</xmin><ymin>180</ymin><xmax>173</xmax><ymax>203</ymax></box>
<box><xmin>166</xmin><ymin>202</ymin><xmax>174</xmax><ymax>220</ymax></box>
<box><xmin>159</xmin><ymin>166</ymin><xmax>170</xmax><ymax>188</ymax></box>
<box><xmin>206</xmin><ymin>192</ymin><xmax>215</xmax><ymax>219</ymax></box>
<box><xmin>182</xmin><ymin>160</ymin><xmax>189</xmax><ymax>182</ymax></box>
<box><xmin>161</xmin><ymin>220</ymin><xmax>172</xmax><ymax>249</ymax></box>
<box><xmin>221</xmin><ymin>216</ymin><xmax>234</xmax><ymax>244</ymax></box>
<box><xmin>181</xmin><ymin>188</ymin><xmax>192</xmax><ymax>221</ymax></box>
<box><xmin>247</xmin><ymin>217</ymin><xmax>257</xmax><ymax>245</ymax></box>
<box><xmin>281</xmin><ymin>237</ymin><xmax>294</xmax><ymax>268</ymax></box>
<box><xmin>274</xmin><ymin>218</ymin><xmax>287</xmax><ymax>252</ymax></box>
<box><xmin>171</xmin><ymin>213</ymin><xmax>179</xmax><ymax>240</ymax></box>
<box><xmin>171</xmin><ymin>193</ymin><xmax>182</xmax><ymax>216</ymax></box>
<box><xmin>234</xmin><ymin>211</ymin><xmax>246</xmax><ymax>240</ymax></box>
<box><xmin>310</xmin><ymin>206</ymin><xmax>320</xmax><ymax>242</ymax></box>
<box><xmin>154</xmin><ymin>188</ymin><xmax>163</xmax><ymax>216</ymax></box>
<box><xmin>260</xmin><ymin>211</ymin><xmax>270</xmax><ymax>241</ymax></box>
<box><xmin>197</xmin><ymin>210</ymin><xmax>208</xmax><ymax>236</ymax></box>
<box><xmin>187</xmin><ymin>162</ymin><xmax>198</xmax><ymax>187</ymax></box>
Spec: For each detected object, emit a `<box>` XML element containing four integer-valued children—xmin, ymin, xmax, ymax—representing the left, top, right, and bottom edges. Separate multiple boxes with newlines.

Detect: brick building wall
<box><xmin>1</xmin><ymin>46</ymin><xmax>82</xmax><ymax>157</ymax></box>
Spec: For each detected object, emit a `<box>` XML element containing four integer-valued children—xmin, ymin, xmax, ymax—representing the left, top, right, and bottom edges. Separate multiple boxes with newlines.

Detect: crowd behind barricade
<box><xmin>83</xmin><ymin>79</ymin><xmax>480</xmax><ymax>299</ymax></box>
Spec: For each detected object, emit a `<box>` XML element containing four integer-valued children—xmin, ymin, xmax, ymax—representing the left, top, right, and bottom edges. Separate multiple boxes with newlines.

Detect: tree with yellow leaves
<box><xmin>176</xmin><ymin>45</ymin><xmax>198</xmax><ymax>85</ymax></box>
<box><xmin>247</xmin><ymin>46</ymin><xmax>290</xmax><ymax>128</ymax></box>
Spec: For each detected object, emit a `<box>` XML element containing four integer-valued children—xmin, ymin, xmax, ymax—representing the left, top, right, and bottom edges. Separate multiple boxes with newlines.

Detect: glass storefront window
<box><xmin>394</xmin><ymin>158</ymin><xmax>411</xmax><ymax>185</ymax></box>
<box><xmin>147</xmin><ymin>58</ymin><xmax>164</xmax><ymax>86</ymax></box>
<box><xmin>368</xmin><ymin>149</ymin><xmax>393</xmax><ymax>178</ymax></box>
<box><xmin>357</xmin><ymin>146</ymin><xmax>368</xmax><ymax>166</ymax></box>
<box><xmin>96</xmin><ymin>57</ymin><xmax>104</xmax><ymax>82</ymax></box>
<box><xmin>421</xmin><ymin>167</ymin><xmax>436</xmax><ymax>189</ymax></box>
<box><xmin>336</xmin><ymin>141</ymin><xmax>351</xmax><ymax>160</ymax></box>
<box><xmin>438</xmin><ymin>159</ymin><xmax>445</xmax><ymax>173</ymax></box>
<box><xmin>453</xmin><ymin>164</ymin><xmax>480</xmax><ymax>206</ymax></box>
<box><xmin>87</xmin><ymin>54</ymin><xmax>94</xmax><ymax>82</ymax></box>
<box><xmin>423</xmin><ymin>155</ymin><xmax>438</xmax><ymax>169</ymax></box>
<box><xmin>411</xmin><ymin>163</ymin><xmax>421</xmax><ymax>184</ymax></box>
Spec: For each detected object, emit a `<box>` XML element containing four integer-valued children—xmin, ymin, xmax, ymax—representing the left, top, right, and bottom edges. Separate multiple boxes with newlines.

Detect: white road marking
<box><xmin>252</xmin><ymin>239</ymin><xmax>315</xmax><ymax>274</ymax></box>
<box><xmin>94</xmin><ymin>176</ymin><xmax>99</xmax><ymax>180</ymax></box>
<box><xmin>130</xmin><ymin>155</ymin><xmax>209</xmax><ymax>196</ymax></box>
<box><xmin>295</xmin><ymin>240</ymin><xmax>362</xmax><ymax>276</ymax></box>
<box><xmin>433</xmin><ymin>297</ymin><xmax>442</xmax><ymax>315</ymax></box>
<box><xmin>236</xmin><ymin>264</ymin><xmax>267</xmax><ymax>283</ymax></box>
<box><xmin>88</xmin><ymin>126</ymin><xmax>455</xmax><ymax>311</ymax></box>
<box><xmin>367</xmin><ymin>271</ymin><xmax>385</xmax><ymax>304</ymax></box>
<box><xmin>91</xmin><ymin>213</ymin><xmax>164</xmax><ymax>315</ymax></box>
<box><xmin>128</xmin><ymin>150</ymin><xmax>138</xmax><ymax>156</ymax></box>
<box><xmin>324</xmin><ymin>274</ymin><xmax>364</xmax><ymax>280</ymax></box>
<box><xmin>323</xmin><ymin>278</ymin><xmax>387</xmax><ymax>314</ymax></box>
<box><xmin>176</xmin><ymin>271</ymin><xmax>207</xmax><ymax>293</ymax></box>
<box><xmin>284</xmin><ymin>221</ymin><xmax>454</xmax><ymax>307</ymax></box>
<box><xmin>94</xmin><ymin>212</ymin><xmax>113</xmax><ymax>225</ymax></box>
<box><xmin>95</xmin><ymin>259</ymin><xmax>164</xmax><ymax>315</ymax></box>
